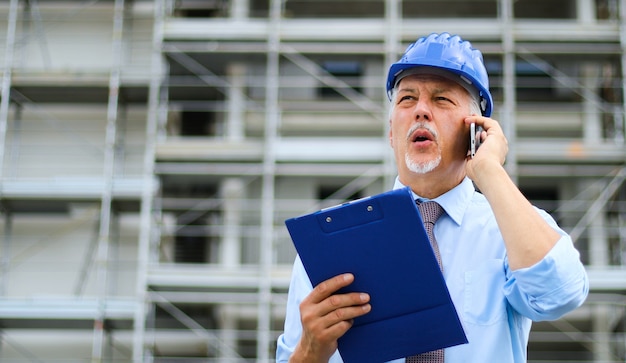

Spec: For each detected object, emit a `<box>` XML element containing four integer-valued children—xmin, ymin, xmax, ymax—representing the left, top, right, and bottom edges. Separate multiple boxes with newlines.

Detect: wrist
<box><xmin>289</xmin><ymin>341</ymin><xmax>328</xmax><ymax>363</ymax></box>
<box><xmin>471</xmin><ymin>159</ymin><xmax>507</xmax><ymax>192</ymax></box>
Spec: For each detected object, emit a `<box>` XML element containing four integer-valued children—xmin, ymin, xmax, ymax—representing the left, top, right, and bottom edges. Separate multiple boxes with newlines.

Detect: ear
<box><xmin>388</xmin><ymin>121</ymin><xmax>394</xmax><ymax>147</ymax></box>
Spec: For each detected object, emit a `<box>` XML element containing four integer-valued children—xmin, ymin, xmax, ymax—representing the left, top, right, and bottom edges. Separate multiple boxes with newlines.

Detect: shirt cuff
<box><xmin>504</xmin><ymin>236</ymin><xmax>588</xmax><ymax>321</ymax></box>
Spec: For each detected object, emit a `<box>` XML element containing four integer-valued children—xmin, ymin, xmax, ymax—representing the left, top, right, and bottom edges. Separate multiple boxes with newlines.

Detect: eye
<box><xmin>398</xmin><ymin>95</ymin><xmax>415</xmax><ymax>103</ymax></box>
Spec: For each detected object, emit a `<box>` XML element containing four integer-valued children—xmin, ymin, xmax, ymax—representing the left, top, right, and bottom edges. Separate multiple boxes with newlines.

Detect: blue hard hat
<box><xmin>386</xmin><ymin>33</ymin><xmax>493</xmax><ymax>117</ymax></box>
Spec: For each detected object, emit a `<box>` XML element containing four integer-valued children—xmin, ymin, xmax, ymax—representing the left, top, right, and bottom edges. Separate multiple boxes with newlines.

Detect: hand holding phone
<box><xmin>470</xmin><ymin>123</ymin><xmax>483</xmax><ymax>158</ymax></box>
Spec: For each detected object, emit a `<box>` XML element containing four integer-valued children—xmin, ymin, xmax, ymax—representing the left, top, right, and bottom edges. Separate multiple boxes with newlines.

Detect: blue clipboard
<box><xmin>285</xmin><ymin>187</ymin><xmax>467</xmax><ymax>363</ymax></box>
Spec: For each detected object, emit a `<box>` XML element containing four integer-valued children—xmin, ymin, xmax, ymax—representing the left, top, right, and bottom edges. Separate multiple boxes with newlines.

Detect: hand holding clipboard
<box><xmin>285</xmin><ymin>187</ymin><xmax>467</xmax><ymax>363</ymax></box>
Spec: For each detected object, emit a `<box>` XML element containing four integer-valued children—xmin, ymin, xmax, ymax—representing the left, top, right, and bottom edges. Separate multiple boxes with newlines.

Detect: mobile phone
<box><xmin>470</xmin><ymin>123</ymin><xmax>483</xmax><ymax>158</ymax></box>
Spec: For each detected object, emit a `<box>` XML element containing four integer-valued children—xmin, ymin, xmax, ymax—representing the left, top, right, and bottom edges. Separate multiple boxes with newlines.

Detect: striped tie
<box><xmin>407</xmin><ymin>201</ymin><xmax>445</xmax><ymax>363</ymax></box>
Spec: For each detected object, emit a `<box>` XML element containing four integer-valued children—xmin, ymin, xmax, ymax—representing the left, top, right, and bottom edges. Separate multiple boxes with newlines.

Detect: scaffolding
<box><xmin>0</xmin><ymin>0</ymin><xmax>625</xmax><ymax>362</ymax></box>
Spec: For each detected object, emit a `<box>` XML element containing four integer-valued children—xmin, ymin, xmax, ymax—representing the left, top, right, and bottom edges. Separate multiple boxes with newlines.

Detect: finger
<box><xmin>302</xmin><ymin>297</ymin><xmax>371</xmax><ymax>337</ymax></box>
<box><xmin>308</xmin><ymin>273</ymin><xmax>355</xmax><ymax>304</ymax></box>
<box><xmin>464</xmin><ymin>114</ymin><xmax>483</xmax><ymax>126</ymax></box>
<box><xmin>326</xmin><ymin>297</ymin><xmax>371</xmax><ymax>322</ymax></box>
<box><xmin>325</xmin><ymin>292</ymin><xmax>370</xmax><ymax>314</ymax></box>
<box><xmin>321</xmin><ymin>303</ymin><xmax>372</xmax><ymax>338</ymax></box>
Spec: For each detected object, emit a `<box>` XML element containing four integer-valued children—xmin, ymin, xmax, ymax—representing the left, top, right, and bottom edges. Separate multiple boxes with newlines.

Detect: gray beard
<box><xmin>403</xmin><ymin>122</ymin><xmax>441</xmax><ymax>174</ymax></box>
<box><xmin>405</xmin><ymin>152</ymin><xmax>441</xmax><ymax>174</ymax></box>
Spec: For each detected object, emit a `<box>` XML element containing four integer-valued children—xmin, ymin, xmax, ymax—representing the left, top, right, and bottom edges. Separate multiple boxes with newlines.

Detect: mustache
<box><xmin>406</xmin><ymin>122</ymin><xmax>438</xmax><ymax>141</ymax></box>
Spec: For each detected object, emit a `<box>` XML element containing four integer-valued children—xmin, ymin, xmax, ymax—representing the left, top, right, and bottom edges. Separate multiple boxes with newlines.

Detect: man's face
<box><xmin>389</xmin><ymin>74</ymin><xmax>472</xmax><ymax>181</ymax></box>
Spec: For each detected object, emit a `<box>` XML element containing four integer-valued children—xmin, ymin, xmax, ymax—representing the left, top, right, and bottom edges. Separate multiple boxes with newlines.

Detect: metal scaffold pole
<box><xmin>0</xmin><ymin>0</ymin><xmax>19</xmax><ymax>303</ymax></box>
<box><xmin>0</xmin><ymin>0</ymin><xmax>19</xmax><ymax>191</ymax></box>
<box><xmin>92</xmin><ymin>0</ymin><xmax>125</xmax><ymax>361</ymax></box>
<box><xmin>257</xmin><ymin>0</ymin><xmax>281</xmax><ymax>361</ymax></box>
<box><xmin>383</xmin><ymin>0</ymin><xmax>401</xmax><ymax>189</ymax></box>
<box><xmin>134</xmin><ymin>0</ymin><xmax>165</xmax><ymax>361</ymax></box>
<box><xmin>620</xmin><ymin>0</ymin><xmax>626</xmax><ymax>145</ymax></box>
<box><xmin>500</xmin><ymin>0</ymin><xmax>518</xmax><ymax>184</ymax></box>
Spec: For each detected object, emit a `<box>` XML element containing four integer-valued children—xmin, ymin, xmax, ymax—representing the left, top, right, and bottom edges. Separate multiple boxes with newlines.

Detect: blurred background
<box><xmin>0</xmin><ymin>0</ymin><xmax>624</xmax><ymax>362</ymax></box>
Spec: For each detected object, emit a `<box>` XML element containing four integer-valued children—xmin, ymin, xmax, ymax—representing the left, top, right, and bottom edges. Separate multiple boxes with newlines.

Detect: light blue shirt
<box><xmin>276</xmin><ymin>177</ymin><xmax>589</xmax><ymax>363</ymax></box>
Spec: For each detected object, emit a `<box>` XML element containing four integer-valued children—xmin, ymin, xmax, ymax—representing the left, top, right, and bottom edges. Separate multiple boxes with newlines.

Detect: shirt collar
<box><xmin>392</xmin><ymin>176</ymin><xmax>474</xmax><ymax>226</ymax></box>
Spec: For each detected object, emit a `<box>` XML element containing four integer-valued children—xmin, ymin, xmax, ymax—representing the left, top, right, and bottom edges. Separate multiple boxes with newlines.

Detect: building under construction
<box><xmin>0</xmin><ymin>0</ymin><xmax>625</xmax><ymax>362</ymax></box>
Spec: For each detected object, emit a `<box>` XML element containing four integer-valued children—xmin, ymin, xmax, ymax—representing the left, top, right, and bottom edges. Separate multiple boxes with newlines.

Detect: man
<box><xmin>276</xmin><ymin>33</ymin><xmax>588</xmax><ymax>363</ymax></box>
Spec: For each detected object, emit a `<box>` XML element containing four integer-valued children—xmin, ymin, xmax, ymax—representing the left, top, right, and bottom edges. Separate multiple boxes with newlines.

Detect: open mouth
<box><xmin>411</xmin><ymin>130</ymin><xmax>434</xmax><ymax>143</ymax></box>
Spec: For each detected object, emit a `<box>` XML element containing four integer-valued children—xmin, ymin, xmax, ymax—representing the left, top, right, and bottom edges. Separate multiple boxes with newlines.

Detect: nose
<box><xmin>413</xmin><ymin>98</ymin><xmax>433</xmax><ymax>121</ymax></box>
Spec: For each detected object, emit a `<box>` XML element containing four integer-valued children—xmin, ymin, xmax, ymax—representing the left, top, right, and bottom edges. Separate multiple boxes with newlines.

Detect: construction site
<box><xmin>0</xmin><ymin>0</ymin><xmax>625</xmax><ymax>362</ymax></box>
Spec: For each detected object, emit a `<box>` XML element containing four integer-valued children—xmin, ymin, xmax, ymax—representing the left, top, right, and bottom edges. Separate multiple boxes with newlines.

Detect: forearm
<box><xmin>473</xmin><ymin>161</ymin><xmax>560</xmax><ymax>270</ymax></box>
